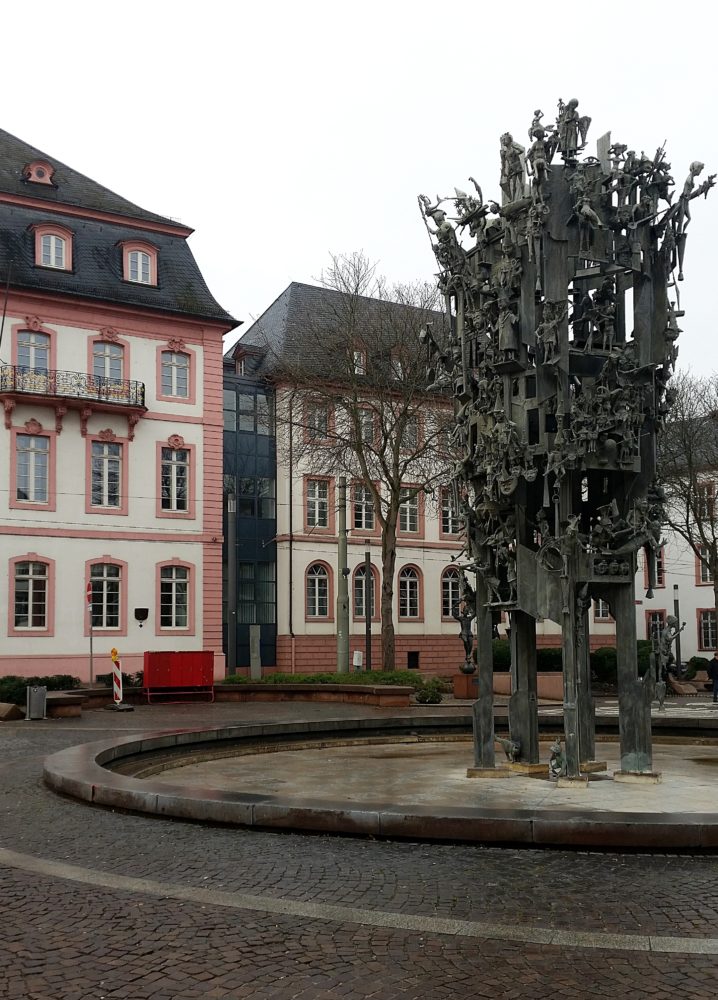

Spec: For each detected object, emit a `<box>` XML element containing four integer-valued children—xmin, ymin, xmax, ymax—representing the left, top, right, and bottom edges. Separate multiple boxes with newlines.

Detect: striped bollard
<box><xmin>110</xmin><ymin>648</ymin><xmax>123</xmax><ymax>706</ymax></box>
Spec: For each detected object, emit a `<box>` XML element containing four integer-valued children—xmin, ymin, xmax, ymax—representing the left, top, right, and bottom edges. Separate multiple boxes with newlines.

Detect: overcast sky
<box><xmin>5</xmin><ymin>1</ymin><xmax>717</xmax><ymax>369</ymax></box>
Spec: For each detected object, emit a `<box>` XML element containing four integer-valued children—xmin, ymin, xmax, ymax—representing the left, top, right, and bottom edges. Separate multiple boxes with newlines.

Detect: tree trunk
<box><xmin>380</xmin><ymin>508</ymin><xmax>398</xmax><ymax>670</ymax></box>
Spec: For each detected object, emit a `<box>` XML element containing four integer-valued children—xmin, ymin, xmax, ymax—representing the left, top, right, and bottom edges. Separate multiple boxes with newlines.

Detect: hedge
<box><xmin>0</xmin><ymin>674</ymin><xmax>81</xmax><ymax>706</ymax></box>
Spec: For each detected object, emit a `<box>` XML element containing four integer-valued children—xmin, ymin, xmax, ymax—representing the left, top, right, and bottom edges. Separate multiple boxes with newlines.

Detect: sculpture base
<box><xmin>613</xmin><ymin>771</ymin><xmax>662</xmax><ymax>784</ymax></box>
<box><xmin>452</xmin><ymin>673</ymin><xmax>478</xmax><ymax>700</ymax></box>
<box><xmin>466</xmin><ymin>766</ymin><xmax>512</xmax><ymax>779</ymax></box>
<box><xmin>580</xmin><ymin>760</ymin><xmax>608</xmax><ymax>773</ymax></box>
<box><xmin>556</xmin><ymin>775</ymin><xmax>590</xmax><ymax>789</ymax></box>
<box><xmin>509</xmin><ymin>761</ymin><xmax>549</xmax><ymax>777</ymax></box>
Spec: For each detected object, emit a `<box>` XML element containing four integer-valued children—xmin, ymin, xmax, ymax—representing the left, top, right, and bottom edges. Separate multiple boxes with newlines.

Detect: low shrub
<box><xmin>221</xmin><ymin>669</ymin><xmax>428</xmax><ymax>690</ymax></box>
<box><xmin>536</xmin><ymin>647</ymin><xmax>563</xmax><ymax>672</ymax></box>
<box><xmin>590</xmin><ymin>647</ymin><xmax>617</xmax><ymax>684</ymax></box>
<box><xmin>414</xmin><ymin>677</ymin><xmax>444</xmax><ymax>704</ymax></box>
<box><xmin>0</xmin><ymin>674</ymin><xmax>81</xmax><ymax>706</ymax></box>
<box><xmin>95</xmin><ymin>671</ymin><xmax>144</xmax><ymax>688</ymax></box>
<box><xmin>492</xmin><ymin>639</ymin><xmax>511</xmax><ymax>671</ymax></box>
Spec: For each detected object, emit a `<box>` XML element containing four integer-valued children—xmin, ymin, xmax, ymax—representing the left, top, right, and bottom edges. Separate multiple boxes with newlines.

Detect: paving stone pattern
<box><xmin>1</xmin><ymin>704</ymin><xmax>718</xmax><ymax>998</ymax></box>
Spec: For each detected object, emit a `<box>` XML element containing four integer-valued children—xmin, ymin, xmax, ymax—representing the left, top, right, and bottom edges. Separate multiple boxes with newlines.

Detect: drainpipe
<box><xmin>288</xmin><ymin>394</ymin><xmax>295</xmax><ymax>674</ymax></box>
<box><xmin>337</xmin><ymin>476</ymin><xmax>349</xmax><ymax>673</ymax></box>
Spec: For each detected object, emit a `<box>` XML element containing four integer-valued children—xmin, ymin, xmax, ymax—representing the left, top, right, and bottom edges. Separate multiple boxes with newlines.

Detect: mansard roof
<box><xmin>0</xmin><ymin>128</ymin><xmax>238</xmax><ymax>327</ymax></box>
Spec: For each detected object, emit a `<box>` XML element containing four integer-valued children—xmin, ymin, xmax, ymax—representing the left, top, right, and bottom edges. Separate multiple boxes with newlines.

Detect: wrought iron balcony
<box><xmin>0</xmin><ymin>366</ymin><xmax>146</xmax><ymax>408</ymax></box>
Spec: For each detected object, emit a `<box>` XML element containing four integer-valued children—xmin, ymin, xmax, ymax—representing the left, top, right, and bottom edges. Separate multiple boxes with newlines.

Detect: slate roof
<box><xmin>0</xmin><ymin>128</ymin><xmax>177</xmax><ymax>227</ymax></box>
<box><xmin>228</xmin><ymin>282</ymin><xmax>445</xmax><ymax>377</ymax></box>
<box><xmin>0</xmin><ymin>129</ymin><xmax>238</xmax><ymax>327</ymax></box>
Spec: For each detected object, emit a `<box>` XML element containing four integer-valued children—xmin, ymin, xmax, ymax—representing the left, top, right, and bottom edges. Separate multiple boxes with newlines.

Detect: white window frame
<box><xmin>93</xmin><ymin>342</ymin><xmax>124</xmax><ymax>382</ymax></box>
<box><xmin>399</xmin><ymin>489</ymin><xmax>418</xmax><ymax>533</ymax></box>
<box><xmin>307</xmin><ymin>479</ymin><xmax>329</xmax><ymax>528</ymax></box>
<box><xmin>359</xmin><ymin>408</ymin><xmax>375</xmax><ymax>445</ymax></box>
<box><xmin>306</xmin><ymin>403</ymin><xmax>329</xmax><ymax>441</ymax></box>
<box><xmin>399</xmin><ymin>567</ymin><xmax>420</xmax><ymax>619</ymax></box>
<box><xmin>161</xmin><ymin>351</ymin><xmax>190</xmax><ymax>398</ymax></box>
<box><xmin>161</xmin><ymin>447</ymin><xmax>189</xmax><ymax>512</ymax></box>
<box><xmin>16</xmin><ymin>434</ymin><xmax>49</xmax><ymax>503</ymax></box>
<box><xmin>647</xmin><ymin>610</ymin><xmax>666</xmax><ymax>643</ymax></box>
<box><xmin>41</xmin><ymin>233</ymin><xmax>66</xmax><ymax>269</ymax></box>
<box><xmin>90</xmin><ymin>563</ymin><xmax>121</xmax><ymax>629</ymax></box>
<box><xmin>306</xmin><ymin>563</ymin><xmax>329</xmax><ymax>618</ymax></box>
<box><xmin>91</xmin><ymin>441</ymin><xmax>122</xmax><ymax>508</ymax></box>
<box><xmin>594</xmin><ymin>599</ymin><xmax>612</xmax><ymax>621</ymax></box>
<box><xmin>14</xmin><ymin>561</ymin><xmax>48</xmax><ymax>629</ymax></box>
<box><xmin>353</xmin><ymin>483</ymin><xmax>374</xmax><ymax>531</ymax></box>
<box><xmin>17</xmin><ymin>330</ymin><xmax>50</xmax><ymax>371</ymax></box>
<box><xmin>442</xmin><ymin>568</ymin><xmax>460</xmax><ymax>618</ymax></box>
<box><xmin>353</xmin><ymin>350</ymin><xmax>366</xmax><ymax>375</ymax></box>
<box><xmin>128</xmin><ymin>249</ymin><xmax>151</xmax><ymax>284</ymax></box>
<box><xmin>698</xmin><ymin>545</ymin><xmax>714</xmax><ymax>584</ymax></box>
<box><xmin>353</xmin><ymin>566</ymin><xmax>376</xmax><ymax>619</ymax></box>
<box><xmin>441</xmin><ymin>490</ymin><xmax>462</xmax><ymax>535</ymax></box>
<box><xmin>160</xmin><ymin>565</ymin><xmax>189</xmax><ymax>628</ymax></box>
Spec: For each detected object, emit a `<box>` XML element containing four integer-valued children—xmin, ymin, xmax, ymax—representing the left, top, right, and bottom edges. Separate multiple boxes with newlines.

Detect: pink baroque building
<box><xmin>0</xmin><ymin>130</ymin><xmax>238</xmax><ymax>681</ymax></box>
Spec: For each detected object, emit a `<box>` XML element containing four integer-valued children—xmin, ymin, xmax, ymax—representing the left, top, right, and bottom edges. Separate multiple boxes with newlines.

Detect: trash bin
<box><xmin>25</xmin><ymin>685</ymin><xmax>47</xmax><ymax>721</ymax></box>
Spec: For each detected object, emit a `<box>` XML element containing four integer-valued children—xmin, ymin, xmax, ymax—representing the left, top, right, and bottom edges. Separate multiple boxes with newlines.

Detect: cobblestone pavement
<box><xmin>2</xmin><ymin>702</ymin><xmax>718</xmax><ymax>999</ymax></box>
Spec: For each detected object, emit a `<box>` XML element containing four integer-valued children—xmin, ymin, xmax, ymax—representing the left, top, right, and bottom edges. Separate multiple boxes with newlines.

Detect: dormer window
<box><xmin>33</xmin><ymin>224</ymin><xmax>73</xmax><ymax>271</ymax></box>
<box><xmin>23</xmin><ymin>160</ymin><xmax>56</xmax><ymax>186</ymax></box>
<box><xmin>121</xmin><ymin>241</ymin><xmax>158</xmax><ymax>286</ymax></box>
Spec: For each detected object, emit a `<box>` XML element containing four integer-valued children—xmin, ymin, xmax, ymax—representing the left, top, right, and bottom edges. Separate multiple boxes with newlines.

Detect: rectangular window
<box><xmin>129</xmin><ymin>250</ymin><xmax>151</xmax><ymax>284</ymax></box>
<box><xmin>700</xmin><ymin>610</ymin><xmax>717</xmax><ymax>651</ymax></box>
<box><xmin>161</xmin><ymin>448</ymin><xmax>189</xmax><ymax>512</ymax></box>
<box><xmin>402</xmin><ymin>416</ymin><xmax>419</xmax><ymax>452</ymax></box>
<box><xmin>359</xmin><ymin>408</ymin><xmax>375</xmax><ymax>445</ymax></box>
<box><xmin>161</xmin><ymin>352</ymin><xmax>190</xmax><ymax>398</ymax></box>
<box><xmin>90</xmin><ymin>564</ymin><xmax>120</xmax><ymax>629</ymax></box>
<box><xmin>237</xmin><ymin>562</ymin><xmax>276</xmax><ymax>624</ymax></box>
<box><xmin>391</xmin><ymin>356</ymin><xmax>404</xmax><ymax>380</ymax></box>
<box><xmin>16</xmin><ymin>434</ymin><xmax>49</xmax><ymax>503</ymax></box>
<box><xmin>93</xmin><ymin>342</ymin><xmax>124</xmax><ymax>382</ymax></box>
<box><xmin>698</xmin><ymin>482</ymin><xmax>716</xmax><ymax>521</ymax></box>
<box><xmin>91</xmin><ymin>442</ymin><xmax>121</xmax><ymax>508</ymax></box>
<box><xmin>41</xmin><ymin>234</ymin><xmax>65</xmax><ymax>269</ymax></box>
<box><xmin>307</xmin><ymin>479</ymin><xmax>329</xmax><ymax>528</ymax></box>
<box><xmin>14</xmin><ymin>561</ymin><xmax>47</xmax><ymax>629</ymax></box>
<box><xmin>655</xmin><ymin>547</ymin><xmax>666</xmax><ymax>587</ymax></box>
<box><xmin>17</xmin><ymin>330</ymin><xmax>50</xmax><ymax>371</ymax></box>
<box><xmin>353</xmin><ymin>483</ymin><xmax>374</xmax><ymax>531</ymax></box>
<box><xmin>257</xmin><ymin>478</ymin><xmax>275</xmax><ymax>519</ymax></box>
<box><xmin>223</xmin><ymin>389</ymin><xmax>237</xmax><ymax>431</ymax></box>
<box><xmin>399</xmin><ymin>489</ymin><xmax>418</xmax><ymax>533</ymax></box>
<box><xmin>594</xmin><ymin>599</ymin><xmax>611</xmax><ymax>621</ymax></box>
<box><xmin>306</xmin><ymin>403</ymin><xmax>329</xmax><ymax>441</ymax></box>
<box><xmin>257</xmin><ymin>394</ymin><xmax>272</xmax><ymax>435</ymax></box>
<box><xmin>353</xmin><ymin>350</ymin><xmax>366</xmax><ymax>375</ymax></box>
<box><xmin>646</xmin><ymin>610</ymin><xmax>666</xmax><ymax>643</ymax></box>
<box><xmin>160</xmin><ymin>565</ymin><xmax>188</xmax><ymax>628</ymax></box>
<box><xmin>441</xmin><ymin>490</ymin><xmax>462</xmax><ymax>535</ymax></box>
<box><xmin>698</xmin><ymin>545</ymin><xmax>714</xmax><ymax>584</ymax></box>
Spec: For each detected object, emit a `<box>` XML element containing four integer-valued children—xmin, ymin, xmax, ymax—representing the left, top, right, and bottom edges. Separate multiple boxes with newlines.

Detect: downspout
<box><xmin>288</xmin><ymin>393</ymin><xmax>295</xmax><ymax>674</ymax></box>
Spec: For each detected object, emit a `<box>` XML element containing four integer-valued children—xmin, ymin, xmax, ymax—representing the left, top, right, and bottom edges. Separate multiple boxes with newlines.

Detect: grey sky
<box><xmin>6</xmin><ymin>1</ymin><xmax>716</xmax><ymax>368</ymax></box>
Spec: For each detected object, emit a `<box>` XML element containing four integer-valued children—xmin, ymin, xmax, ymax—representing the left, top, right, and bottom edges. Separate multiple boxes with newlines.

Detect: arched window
<box><xmin>398</xmin><ymin>566</ymin><xmax>421</xmax><ymax>620</ymax></box>
<box><xmin>128</xmin><ymin>250</ymin><xmax>151</xmax><ymax>283</ymax></box>
<box><xmin>33</xmin><ymin>224</ymin><xmax>72</xmax><ymax>270</ymax></box>
<box><xmin>353</xmin><ymin>565</ymin><xmax>377</xmax><ymax>620</ymax></box>
<box><xmin>306</xmin><ymin>563</ymin><xmax>330</xmax><ymax>618</ymax></box>
<box><xmin>441</xmin><ymin>567</ymin><xmax>460</xmax><ymax>619</ymax></box>
<box><xmin>121</xmin><ymin>241</ymin><xmax>158</xmax><ymax>285</ymax></box>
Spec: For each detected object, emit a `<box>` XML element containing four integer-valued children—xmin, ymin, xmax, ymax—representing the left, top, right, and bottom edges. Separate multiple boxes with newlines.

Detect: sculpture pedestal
<box><xmin>452</xmin><ymin>673</ymin><xmax>478</xmax><ymax>700</ymax></box>
<box><xmin>509</xmin><ymin>761</ymin><xmax>549</xmax><ymax>777</ymax></box>
<box><xmin>613</xmin><ymin>771</ymin><xmax>662</xmax><ymax>784</ymax></box>
<box><xmin>556</xmin><ymin>775</ymin><xmax>590</xmax><ymax>789</ymax></box>
<box><xmin>580</xmin><ymin>760</ymin><xmax>608</xmax><ymax>773</ymax></box>
<box><xmin>466</xmin><ymin>765</ymin><xmax>511</xmax><ymax>778</ymax></box>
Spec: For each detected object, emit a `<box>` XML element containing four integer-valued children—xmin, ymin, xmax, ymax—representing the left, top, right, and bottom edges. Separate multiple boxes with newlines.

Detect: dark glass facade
<box><xmin>222</xmin><ymin>360</ymin><xmax>277</xmax><ymax>670</ymax></box>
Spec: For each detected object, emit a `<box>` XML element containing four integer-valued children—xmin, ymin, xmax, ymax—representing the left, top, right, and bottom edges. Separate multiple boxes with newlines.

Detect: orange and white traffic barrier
<box><xmin>110</xmin><ymin>647</ymin><xmax>123</xmax><ymax>706</ymax></box>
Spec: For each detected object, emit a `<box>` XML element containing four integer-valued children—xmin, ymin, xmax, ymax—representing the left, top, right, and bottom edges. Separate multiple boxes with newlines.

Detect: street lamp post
<box><xmin>673</xmin><ymin>583</ymin><xmax>682</xmax><ymax>675</ymax></box>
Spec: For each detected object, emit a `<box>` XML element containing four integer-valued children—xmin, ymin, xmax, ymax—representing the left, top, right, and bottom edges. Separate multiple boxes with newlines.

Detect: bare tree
<box><xmin>659</xmin><ymin>371</ymin><xmax>718</xmax><ymax>619</ymax></box>
<box><xmin>269</xmin><ymin>252</ymin><xmax>453</xmax><ymax>669</ymax></box>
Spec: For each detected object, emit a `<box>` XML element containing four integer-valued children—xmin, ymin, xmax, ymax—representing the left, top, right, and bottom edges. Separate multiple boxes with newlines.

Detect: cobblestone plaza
<box><xmin>2</xmin><ymin>702</ymin><xmax>718</xmax><ymax>999</ymax></box>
